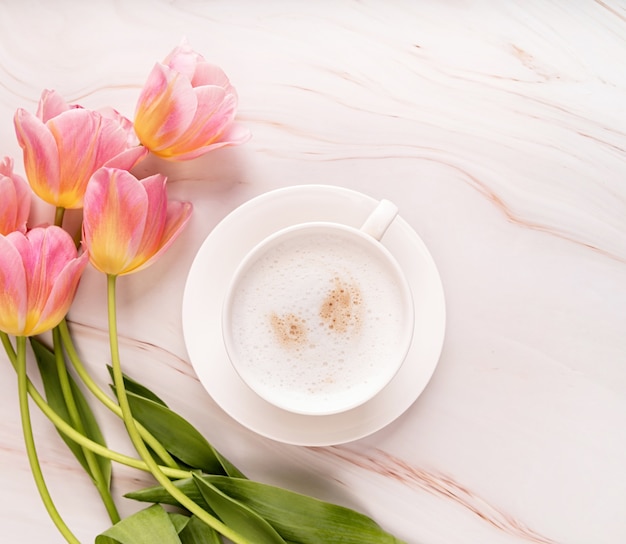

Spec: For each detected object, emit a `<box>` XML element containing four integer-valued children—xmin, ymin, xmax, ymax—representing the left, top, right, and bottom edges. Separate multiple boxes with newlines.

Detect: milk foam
<box><xmin>228</xmin><ymin>229</ymin><xmax>409</xmax><ymax>413</ymax></box>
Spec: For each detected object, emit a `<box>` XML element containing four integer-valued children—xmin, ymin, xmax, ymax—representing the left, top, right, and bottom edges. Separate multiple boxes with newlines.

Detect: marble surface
<box><xmin>1</xmin><ymin>1</ymin><xmax>625</xmax><ymax>542</ymax></box>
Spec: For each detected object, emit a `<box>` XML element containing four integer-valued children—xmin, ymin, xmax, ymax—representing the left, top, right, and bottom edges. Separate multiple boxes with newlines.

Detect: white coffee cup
<box><xmin>222</xmin><ymin>199</ymin><xmax>414</xmax><ymax>415</ymax></box>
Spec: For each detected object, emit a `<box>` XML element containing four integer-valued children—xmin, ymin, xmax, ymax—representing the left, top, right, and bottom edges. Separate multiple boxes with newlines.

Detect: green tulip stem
<box><xmin>15</xmin><ymin>335</ymin><xmax>81</xmax><ymax>544</ymax></box>
<box><xmin>1</xmin><ymin>330</ymin><xmax>15</xmax><ymax>363</ymax></box>
<box><xmin>54</xmin><ymin>206</ymin><xmax>66</xmax><ymax>228</ymax></box>
<box><xmin>53</xmin><ymin>206</ymin><xmax>82</xmax><ymax>247</ymax></box>
<box><xmin>107</xmin><ymin>274</ymin><xmax>251</xmax><ymax>544</ymax></box>
<box><xmin>58</xmin><ymin>318</ymin><xmax>180</xmax><ymax>470</ymax></box>
<box><xmin>1</xmin><ymin>331</ymin><xmax>190</xmax><ymax>480</ymax></box>
<box><xmin>52</xmin><ymin>327</ymin><xmax>120</xmax><ymax>524</ymax></box>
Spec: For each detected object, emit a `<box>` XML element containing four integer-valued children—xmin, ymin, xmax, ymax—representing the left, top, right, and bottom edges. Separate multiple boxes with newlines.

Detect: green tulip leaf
<box><xmin>96</xmin><ymin>505</ymin><xmax>182</xmax><ymax>544</ymax></box>
<box><xmin>109</xmin><ymin>371</ymin><xmax>244</xmax><ymax>478</ymax></box>
<box><xmin>125</xmin><ymin>478</ymin><xmax>203</xmax><ymax>507</ymax></box>
<box><xmin>178</xmin><ymin>515</ymin><xmax>222</xmax><ymax>544</ymax></box>
<box><xmin>204</xmin><ymin>475</ymin><xmax>405</xmax><ymax>544</ymax></box>
<box><xmin>127</xmin><ymin>475</ymin><xmax>406</xmax><ymax>544</ymax></box>
<box><xmin>30</xmin><ymin>337</ymin><xmax>111</xmax><ymax>485</ymax></box>
<box><xmin>128</xmin><ymin>390</ymin><xmax>240</xmax><ymax>475</ymax></box>
<box><xmin>193</xmin><ymin>473</ymin><xmax>286</xmax><ymax>544</ymax></box>
<box><xmin>106</xmin><ymin>364</ymin><xmax>167</xmax><ymax>406</ymax></box>
<box><xmin>167</xmin><ymin>512</ymin><xmax>192</xmax><ymax>534</ymax></box>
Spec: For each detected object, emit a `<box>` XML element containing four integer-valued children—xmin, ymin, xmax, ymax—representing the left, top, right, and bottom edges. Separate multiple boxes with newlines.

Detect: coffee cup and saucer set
<box><xmin>182</xmin><ymin>185</ymin><xmax>446</xmax><ymax>446</ymax></box>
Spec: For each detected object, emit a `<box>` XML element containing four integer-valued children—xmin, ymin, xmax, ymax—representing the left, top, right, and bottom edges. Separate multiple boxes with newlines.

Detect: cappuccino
<box><xmin>225</xmin><ymin>226</ymin><xmax>412</xmax><ymax>414</ymax></box>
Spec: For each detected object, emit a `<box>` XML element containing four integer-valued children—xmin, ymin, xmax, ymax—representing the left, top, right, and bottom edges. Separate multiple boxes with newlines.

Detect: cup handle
<box><xmin>360</xmin><ymin>199</ymin><xmax>399</xmax><ymax>241</ymax></box>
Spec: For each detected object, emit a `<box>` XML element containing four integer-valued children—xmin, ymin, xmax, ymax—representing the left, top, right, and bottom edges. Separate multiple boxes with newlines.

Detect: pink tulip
<box><xmin>0</xmin><ymin>157</ymin><xmax>31</xmax><ymax>235</ymax></box>
<box><xmin>14</xmin><ymin>90</ymin><xmax>147</xmax><ymax>209</ymax></box>
<box><xmin>82</xmin><ymin>167</ymin><xmax>192</xmax><ymax>276</ymax></box>
<box><xmin>0</xmin><ymin>226</ymin><xmax>88</xmax><ymax>336</ymax></box>
<box><xmin>134</xmin><ymin>43</ymin><xmax>250</xmax><ymax>161</ymax></box>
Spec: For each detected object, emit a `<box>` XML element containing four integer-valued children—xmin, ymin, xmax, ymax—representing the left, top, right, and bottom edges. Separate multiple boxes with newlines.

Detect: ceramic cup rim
<box><xmin>221</xmin><ymin>220</ymin><xmax>415</xmax><ymax>416</ymax></box>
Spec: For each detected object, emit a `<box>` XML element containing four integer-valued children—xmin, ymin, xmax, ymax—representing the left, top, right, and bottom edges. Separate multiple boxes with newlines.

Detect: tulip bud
<box><xmin>0</xmin><ymin>226</ymin><xmax>88</xmax><ymax>336</ymax></box>
<box><xmin>82</xmin><ymin>167</ymin><xmax>192</xmax><ymax>276</ymax></box>
<box><xmin>134</xmin><ymin>42</ymin><xmax>250</xmax><ymax>161</ymax></box>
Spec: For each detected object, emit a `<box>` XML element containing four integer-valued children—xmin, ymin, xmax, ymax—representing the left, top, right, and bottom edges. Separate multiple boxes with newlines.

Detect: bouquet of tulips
<box><xmin>0</xmin><ymin>43</ymin><xmax>405</xmax><ymax>543</ymax></box>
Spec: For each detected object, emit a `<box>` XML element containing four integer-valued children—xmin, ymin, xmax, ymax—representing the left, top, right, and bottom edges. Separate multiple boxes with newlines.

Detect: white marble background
<box><xmin>0</xmin><ymin>1</ymin><xmax>625</xmax><ymax>543</ymax></box>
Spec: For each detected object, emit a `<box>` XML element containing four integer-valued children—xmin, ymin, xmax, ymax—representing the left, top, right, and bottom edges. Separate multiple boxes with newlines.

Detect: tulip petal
<box><xmin>91</xmin><ymin>115</ymin><xmax>138</xmax><ymax>168</ymax></box>
<box><xmin>135</xmin><ymin>44</ymin><xmax>249</xmax><ymax>161</ymax></box>
<box><xmin>0</xmin><ymin>179</ymin><xmax>18</xmax><ymax>234</ymax></box>
<box><xmin>135</xmin><ymin>174</ymin><xmax>168</xmax><ymax>252</ymax></box>
<box><xmin>36</xmin><ymin>89</ymin><xmax>73</xmax><ymax>122</ymax></box>
<box><xmin>17</xmin><ymin>92</ymin><xmax>139</xmax><ymax>209</ymax></box>
<box><xmin>0</xmin><ymin>234</ymin><xmax>27</xmax><ymax>335</ymax></box>
<box><xmin>163</xmin><ymin>43</ymin><xmax>206</xmax><ymax>81</ymax></box>
<box><xmin>166</xmin><ymin>120</ymin><xmax>252</xmax><ymax>161</ymax></box>
<box><xmin>48</xmin><ymin>109</ymin><xmax>130</xmax><ymax>209</ymax></box>
<box><xmin>0</xmin><ymin>158</ymin><xmax>31</xmax><ymax>235</ymax></box>
<box><xmin>98</xmin><ymin>106</ymin><xmax>138</xmax><ymax>146</ymax></box>
<box><xmin>169</xmin><ymin>85</ymin><xmax>233</xmax><ymax>151</ymax></box>
<box><xmin>121</xmin><ymin>200</ymin><xmax>192</xmax><ymax>275</ymax></box>
<box><xmin>35</xmin><ymin>249</ymin><xmax>88</xmax><ymax>336</ymax></box>
<box><xmin>82</xmin><ymin>167</ymin><xmax>192</xmax><ymax>276</ymax></box>
<box><xmin>218</xmin><ymin>121</ymin><xmax>253</xmax><ymax>147</ymax></box>
<box><xmin>103</xmin><ymin>145</ymin><xmax>149</xmax><ymax>172</ymax></box>
<box><xmin>12</xmin><ymin>229</ymin><xmax>63</xmax><ymax>332</ymax></box>
<box><xmin>154</xmin><ymin>85</ymin><xmax>238</xmax><ymax>161</ymax></box>
<box><xmin>12</xmin><ymin>175</ymin><xmax>31</xmax><ymax>232</ymax></box>
<box><xmin>193</xmin><ymin>87</ymin><xmax>236</xmax><ymax>135</ymax></box>
<box><xmin>14</xmin><ymin>108</ymin><xmax>61</xmax><ymax>203</ymax></box>
<box><xmin>161</xmin><ymin>200</ymin><xmax>193</xmax><ymax>254</ymax></box>
<box><xmin>0</xmin><ymin>156</ymin><xmax>15</xmax><ymax>177</ymax></box>
<box><xmin>134</xmin><ymin>64</ymin><xmax>196</xmax><ymax>151</ymax></box>
<box><xmin>83</xmin><ymin>168</ymin><xmax>150</xmax><ymax>275</ymax></box>
<box><xmin>48</xmin><ymin>109</ymin><xmax>101</xmax><ymax>206</ymax></box>
<box><xmin>0</xmin><ymin>227</ymin><xmax>86</xmax><ymax>336</ymax></box>
<box><xmin>112</xmin><ymin>173</ymin><xmax>169</xmax><ymax>275</ymax></box>
<box><xmin>15</xmin><ymin>227</ymin><xmax>83</xmax><ymax>334</ymax></box>
<box><xmin>191</xmin><ymin>62</ymin><xmax>233</xmax><ymax>90</ymax></box>
<box><xmin>23</xmin><ymin>227</ymin><xmax>79</xmax><ymax>289</ymax></box>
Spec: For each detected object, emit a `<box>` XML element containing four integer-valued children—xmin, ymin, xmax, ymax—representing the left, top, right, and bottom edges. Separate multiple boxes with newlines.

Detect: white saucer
<box><xmin>182</xmin><ymin>184</ymin><xmax>446</xmax><ymax>446</ymax></box>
